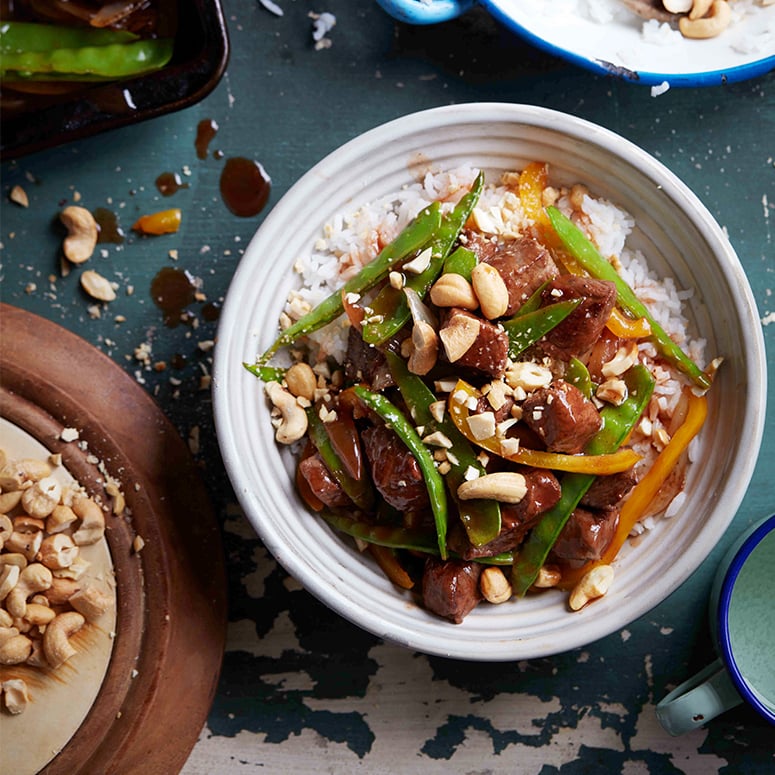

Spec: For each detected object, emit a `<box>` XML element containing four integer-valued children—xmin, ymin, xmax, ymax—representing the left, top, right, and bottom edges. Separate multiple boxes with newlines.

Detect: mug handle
<box><xmin>656</xmin><ymin>658</ymin><xmax>743</xmax><ymax>735</ymax></box>
<box><xmin>375</xmin><ymin>0</ymin><xmax>476</xmax><ymax>25</ymax></box>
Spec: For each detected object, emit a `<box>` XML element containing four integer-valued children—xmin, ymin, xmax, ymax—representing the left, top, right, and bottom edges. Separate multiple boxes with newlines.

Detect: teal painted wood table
<box><xmin>1</xmin><ymin>2</ymin><xmax>773</xmax><ymax>772</ymax></box>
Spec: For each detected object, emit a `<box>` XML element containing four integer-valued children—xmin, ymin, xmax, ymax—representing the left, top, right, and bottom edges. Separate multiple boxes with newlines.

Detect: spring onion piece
<box><xmin>546</xmin><ymin>206</ymin><xmax>711</xmax><ymax>390</ymax></box>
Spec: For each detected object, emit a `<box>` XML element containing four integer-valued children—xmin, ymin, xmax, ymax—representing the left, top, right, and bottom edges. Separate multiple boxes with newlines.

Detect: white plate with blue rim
<box><xmin>376</xmin><ymin>0</ymin><xmax>775</xmax><ymax>87</ymax></box>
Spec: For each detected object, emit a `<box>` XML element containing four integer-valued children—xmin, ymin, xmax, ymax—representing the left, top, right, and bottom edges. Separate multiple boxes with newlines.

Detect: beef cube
<box><xmin>343</xmin><ymin>326</ymin><xmax>395</xmax><ymax>391</ymax></box>
<box><xmin>550</xmin><ymin>507</ymin><xmax>620</xmax><ymax>569</ymax></box>
<box><xmin>522</xmin><ymin>380</ymin><xmax>602</xmax><ymax>454</ymax></box>
<box><xmin>484</xmin><ymin>234</ymin><xmax>559</xmax><ymax>315</ymax></box>
<box><xmin>440</xmin><ymin>308</ymin><xmax>509</xmax><ymax>379</ymax></box>
<box><xmin>297</xmin><ymin>452</ymin><xmax>352</xmax><ymax>509</ymax></box>
<box><xmin>461</xmin><ymin>468</ymin><xmax>562</xmax><ymax>557</ymax></box>
<box><xmin>361</xmin><ymin>423</ymin><xmax>429</xmax><ymax>513</ymax></box>
<box><xmin>460</xmin><ymin>229</ymin><xmax>498</xmax><ymax>263</ymax></box>
<box><xmin>422</xmin><ymin>558</ymin><xmax>482</xmax><ymax>623</ymax></box>
<box><xmin>540</xmin><ymin>275</ymin><xmax>617</xmax><ymax>360</ymax></box>
<box><xmin>580</xmin><ymin>470</ymin><xmax>638</xmax><ymax>510</ymax></box>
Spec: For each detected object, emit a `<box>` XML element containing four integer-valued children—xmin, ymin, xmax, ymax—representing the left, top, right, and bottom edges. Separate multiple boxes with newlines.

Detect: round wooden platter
<box><xmin>0</xmin><ymin>303</ymin><xmax>227</xmax><ymax>774</ymax></box>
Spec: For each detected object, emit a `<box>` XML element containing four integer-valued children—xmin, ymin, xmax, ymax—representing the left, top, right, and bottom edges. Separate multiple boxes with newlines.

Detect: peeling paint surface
<box><xmin>0</xmin><ymin>0</ymin><xmax>773</xmax><ymax>772</ymax></box>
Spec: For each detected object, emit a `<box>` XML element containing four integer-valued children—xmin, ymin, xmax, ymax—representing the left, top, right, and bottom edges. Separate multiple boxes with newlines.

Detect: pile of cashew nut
<box><xmin>0</xmin><ymin>450</ymin><xmax>116</xmax><ymax>716</ymax></box>
<box><xmin>665</xmin><ymin>0</ymin><xmax>774</xmax><ymax>39</ymax></box>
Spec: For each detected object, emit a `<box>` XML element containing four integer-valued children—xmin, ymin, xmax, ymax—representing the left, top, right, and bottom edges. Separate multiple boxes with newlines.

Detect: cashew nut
<box><xmin>43</xmin><ymin>611</ymin><xmax>85</xmax><ymax>669</ymax></box>
<box><xmin>265</xmin><ymin>381</ymin><xmax>308</xmax><ymax>444</ymax></box>
<box><xmin>439</xmin><ymin>312</ymin><xmax>480</xmax><ymax>363</ymax></box>
<box><xmin>532</xmin><ymin>564</ymin><xmax>562</xmax><ymax>589</ymax></box>
<box><xmin>36</xmin><ymin>533</ymin><xmax>79</xmax><ymax>570</ymax></box>
<box><xmin>0</xmin><ymin>513</ymin><xmax>12</xmax><ymax>548</ymax></box>
<box><xmin>407</xmin><ymin>320</ymin><xmax>439</xmax><ymax>376</ymax></box>
<box><xmin>457</xmin><ymin>472</ymin><xmax>527</xmax><ymax>503</ymax></box>
<box><xmin>679</xmin><ymin>0</ymin><xmax>731</xmax><ymax>37</ymax></box>
<box><xmin>60</xmin><ymin>205</ymin><xmax>98</xmax><ymax>264</ymax></box>
<box><xmin>0</xmin><ymin>458</ymin><xmax>51</xmax><ymax>491</ymax></box>
<box><xmin>471</xmin><ymin>262</ymin><xmax>509</xmax><ymax>320</ymax></box>
<box><xmin>284</xmin><ymin>362</ymin><xmax>317</xmax><ymax>401</ymax></box>
<box><xmin>662</xmin><ymin>0</ymin><xmax>692</xmax><ymax>11</ymax></box>
<box><xmin>69</xmin><ymin>584</ymin><xmax>114</xmax><ymax>621</ymax></box>
<box><xmin>4</xmin><ymin>529</ymin><xmax>43</xmax><ymax>562</ymax></box>
<box><xmin>0</xmin><ymin>490</ymin><xmax>23</xmax><ymax>513</ymax></box>
<box><xmin>21</xmin><ymin>476</ymin><xmax>62</xmax><ymax>518</ymax></box>
<box><xmin>45</xmin><ymin>576</ymin><xmax>80</xmax><ymax>606</ymax></box>
<box><xmin>0</xmin><ymin>564</ymin><xmax>20</xmax><ymax>603</ymax></box>
<box><xmin>430</xmin><ymin>273</ymin><xmax>479</xmax><ymax>310</ymax></box>
<box><xmin>46</xmin><ymin>503</ymin><xmax>77</xmax><ymax>534</ymax></box>
<box><xmin>23</xmin><ymin>602</ymin><xmax>56</xmax><ymax>627</ymax></box>
<box><xmin>71</xmin><ymin>494</ymin><xmax>106</xmax><ymax>546</ymax></box>
<box><xmin>6</xmin><ymin>563</ymin><xmax>53</xmax><ymax>619</ymax></box>
<box><xmin>569</xmin><ymin>564</ymin><xmax>615</xmax><ymax>611</ymax></box>
<box><xmin>0</xmin><ymin>633</ymin><xmax>32</xmax><ymax>664</ymax></box>
<box><xmin>480</xmin><ymin>566</ymin><xmax>512</xmax><ymax>604</ymax></box>
<box><xmin>2</xmin><ymin>678</ymin><xmax>30</xmax><ymax>715</ymax></box>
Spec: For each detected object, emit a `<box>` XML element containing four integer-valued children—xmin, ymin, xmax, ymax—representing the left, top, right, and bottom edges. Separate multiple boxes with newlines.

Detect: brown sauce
<box><xmin>93</xmin><ymin>208</ymin><xmax>125</xmax><ymax>244</ymax></box>
<box><xmin>219</xmin><ymin>157</ymin><xmax>271</xmax><ymax>218</ymax></box>
<box><xmin>155</xmin><ymin>171</ymin><xmax>189</xmax><ymax>197</ymax></box>
<box><xmin>195</xmin><ymin>118</ymin><xmax>219</xmax><ymax>160</ymax></box>
<box><xmin>201</xmin><ymin>301</ymin><xmax>221</xmax><ymax>322</ymax></box>
<box><xmin>150</xmin><ymin>266</ymin><xmax>197</xmax><ymax>327</ymax></box>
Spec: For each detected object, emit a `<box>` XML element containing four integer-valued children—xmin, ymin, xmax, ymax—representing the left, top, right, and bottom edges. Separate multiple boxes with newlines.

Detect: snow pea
<box><xmin>1</xmin><ymin>24</ymin><xmax>174</xmax><ymax>81</ymax></box>
<box><xmin>321</xmin><ymin>512</ymin><xmax>439</xmax><ymax>553</ymax></box>
<box><xmin>502</xmin><ymin>298</ymin><xmax>581</xmax><ymax>359</ymax></box>
<box><xmin>511</xmin><ymin>363</ymin><xmax>655</xmax><ymax>596</ymax></box>
<box><xmin>257</xmin><ymin>203</ymin><xmax>441</xmax><ymax>365</ymax></box>
<box><xmin>361</xmin><ymin>172</ymin><xmax>484</xmax><ymax>346</ymax></box>
<box><xmin>442</xmin><ymin>245</ymin><xmax>477</xmax><ymax>281</ymax></box>
<box><xmin>386</xmin><ymin>351</ymin><xmax>501</xmax><ymax>547</ymax></box>
<box><xmin>244</xmin><ymin>363</ymin><xmax>285</xmax><ymax>383</ymax></box>
<box><xmin>565</xmin><ymin>357</ymin><xmax>593</xmax><ymax>398</ymax></box>
<box><xmin>545</xmin><ymin>206</ymin><xmax>711</xmax><ymax>390</ymax></box>
<box><xmin>353</xmin><ymin>386</ymin><xmax>449</xmax><ymax>559</ymax></box>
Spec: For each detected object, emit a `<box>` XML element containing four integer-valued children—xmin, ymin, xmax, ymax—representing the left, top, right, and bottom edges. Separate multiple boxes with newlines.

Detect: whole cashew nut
<box><xmin>0</xmin><ymin>564</ymin><xmax>20</xmax><ymax>603</ymax></box>
<box><xmin>265</xmin><ymin>381</ymin><xmax>308</xmax><ymax>444</ymax></box>
<box><xmin>71</xmin><ymin>494</ymin><xmax>106</xmax><ymax>546</ymax></box>
<box><xmin>21</xmin><ymin>476</ymin><xmax>62</xmax><ymax>518</ymax></box>
<box><xmin>0</xmin><ymin>633</ymin><xmax>32</xmax><ymax>665</ymax></box>
<box><xmin>60</xmin><ymin>206</ymin><xmax>98</xmax><ymax>264</ymax></box>
<box><xmin>5</xmin><ymin>563</ymin><xmax>53</xmax><ymax>619</ymax></box>
<box><xmin>43</xmin><ymin>611</ymin><xmax>85</xmax><ymax>669</ymax></box>
<box><xmin>679</xmin><ymin>0</ymin><xmax>731</xmax><ymax>37</ymax></box>
<box><xmin>0</xmin><ymin>513</ymin><xmax>12</xmax><ymax>548</ymax></box>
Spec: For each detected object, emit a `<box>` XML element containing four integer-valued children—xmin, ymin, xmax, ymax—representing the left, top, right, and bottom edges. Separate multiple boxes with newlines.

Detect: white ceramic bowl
<box><xmin>213</xmin><ymin>103</ymin><xmax>766</xmax><ymax>661</ymax></box>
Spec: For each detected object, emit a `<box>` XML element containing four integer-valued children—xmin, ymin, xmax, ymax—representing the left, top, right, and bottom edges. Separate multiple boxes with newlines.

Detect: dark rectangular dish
<box><xmin>0</xmin><ymin>0</ymin><xmax>229</xmax><ymax>160</ymax></box>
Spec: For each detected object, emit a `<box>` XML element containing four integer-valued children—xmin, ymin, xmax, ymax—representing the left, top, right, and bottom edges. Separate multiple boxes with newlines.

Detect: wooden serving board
<box><xmin>0</xmin><ymin>303</ymin><xmax>227</xmax><ymax>774</ymax></box>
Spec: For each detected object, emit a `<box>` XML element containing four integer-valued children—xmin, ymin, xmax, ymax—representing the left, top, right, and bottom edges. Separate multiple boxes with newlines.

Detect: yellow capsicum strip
<box><xmin>606</xmin><ymin>307</ymin><xmax>652</xmax><ymax>339</ymax></box>
<box><xmin>448</xmin><ymin>380</ymin><xmax>642</xmax><ymax>475</ymax></box>
<box><xmin>557</xmin><ymin>388</ymin><xmax>707</xmax><ymax>589</ymax></box>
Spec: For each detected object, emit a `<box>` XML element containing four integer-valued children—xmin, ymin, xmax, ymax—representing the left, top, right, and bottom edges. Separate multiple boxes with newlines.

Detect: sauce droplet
<box><xmin>201</xmin><ymin>301</ymin><xmax>221</xmax><ymax>322</ymax></box>
<box><xmin>219</xmin><ymin>157</ymin><xmax>271</xmax><ymax>218</ymax></box>
<box><xmin>93</xmin><ymin>207</ymin><xmax>125</xmax><ymax>244</ymax></box>
<box><xmin>155</xmin><ymin>171</ymin><xmax>189</xmax><ymax>197</ymax></box>
<box><xmin>195</xmin><ymin>118</ymin><xmax>219</xmax><ymax>160</ymax></box>
<box><xmin>150</xmin><ymin>266</ymin><xmax>197</xmax><ymax>327</ymax></box>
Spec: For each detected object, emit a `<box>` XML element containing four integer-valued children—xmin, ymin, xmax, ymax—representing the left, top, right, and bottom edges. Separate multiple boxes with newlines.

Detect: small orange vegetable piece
<box><xmin>448</xmin><ymin>379</ymin><xmax>641</xmax><ymax>475</ymax></box>
<box><xmin>132</xmin><ymin>208</ymin><xmax>182</xmax><ymax>235</ymax></box>
<box><xmin>606</xmin><ymin>307</ymin><xmax>652</xmax><ymax>339</ymax></box>
<box><xmin>368</xmin><ymin>544</ymin><xmax>415</xmax><ymax>590</ymax></box>
<box><xmin>518</xmin><ymin>161</ymin><xmax>549</xmax><ymax>227</ymax></box>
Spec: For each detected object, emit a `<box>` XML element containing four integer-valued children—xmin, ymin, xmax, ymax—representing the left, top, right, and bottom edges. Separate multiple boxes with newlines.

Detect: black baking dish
<box><xmin>0</xmin><ymin>0</ymin><xmax>229</xmax><ymax>160</ymax></box>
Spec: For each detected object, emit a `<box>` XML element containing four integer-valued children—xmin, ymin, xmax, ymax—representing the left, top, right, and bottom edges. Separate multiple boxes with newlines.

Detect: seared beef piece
<box><xmin>550</xmin><ymin>507</ymin><xmax>620</xmax><ymax>568</ymax></box>
<box><xmin>440</xmin><ymin>308</ymin><xmax>509</xmax><ymax>379</ymax></box>
<box><xmin>460</xmin><ymin>229</ymin><xmax>498</xmax><ymax>263</ymax></box>
<box><xmin>422</xmin><ymin>558</ymin><xmax>482</xmax><ymax>623</ymax></box>
<box><xmin>522</xmin><ymin>380</ymin><xmax>602</xmax><ymax>454</ymax></box>
<box><xmin>580</xmin><ymin>470</ymin><xmax>638</xmax><ymax>510</ymax></box>
<box><xmin>460</xmin><ymin>468</ymin><xmax>562</xmax><ymax>558</ymax></box>
<box><xmin>484</xmin><ymin>234</ymin><xmax>560</xmax><ymax>316</ymax></box>
<box><xmin>297</xmin><ymin>452</ymin><xmax>352</xmax><ymax>509</ymax></box>
<box><xmin>540</xmin><ymin>275</ymin><xmax>617</xmax><ymax>360</ymax></box>
<box><xmin>343</xmin><ymin>326</ymin><xmax>395</xmax><ymax>391</ymax></box>
<box><xmin>361</xmin><ymin>423</ymin><xmax>429</xmax><ymax>513</ymax></box>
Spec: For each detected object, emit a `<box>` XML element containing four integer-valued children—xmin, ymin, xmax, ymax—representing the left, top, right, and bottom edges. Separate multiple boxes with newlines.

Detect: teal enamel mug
<box><xmin>656</xmin><ymin>514</ymin><xmax>775</xmax><ymax>734</ymax></box>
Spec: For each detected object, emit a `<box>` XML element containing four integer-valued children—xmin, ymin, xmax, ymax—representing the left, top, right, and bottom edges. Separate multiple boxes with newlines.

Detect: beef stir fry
<box><xmin>250</xmin><ymin>164</ymin><xmax>715</xmax><ymax>623</ymax></box>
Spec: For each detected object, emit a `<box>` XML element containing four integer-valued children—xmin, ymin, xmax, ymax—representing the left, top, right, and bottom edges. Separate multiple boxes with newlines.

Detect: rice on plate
<box><xmin>250</xmin><ymin>161</ymin><xmax>717</xmax><ymax>624</ymax></box>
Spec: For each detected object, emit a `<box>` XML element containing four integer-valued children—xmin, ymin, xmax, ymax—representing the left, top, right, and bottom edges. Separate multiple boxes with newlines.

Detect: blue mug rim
<box><xmin>717</xmin><ymin>513</ymin><xmax>775</xmax><ymax>725</ymax></box>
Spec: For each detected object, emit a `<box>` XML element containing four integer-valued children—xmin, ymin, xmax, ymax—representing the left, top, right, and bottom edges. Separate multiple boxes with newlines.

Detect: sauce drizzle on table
<box><xmin>219</xmin><ymin>157</ymin><xmax>271</xmax><ymax>217</ymax></box>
